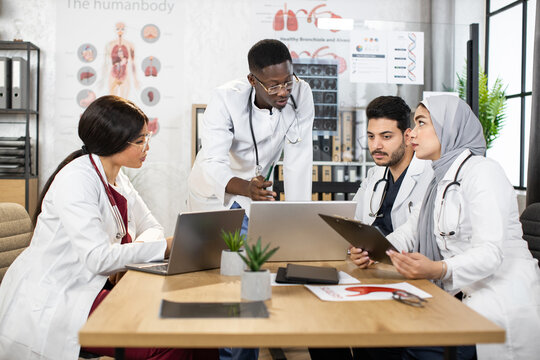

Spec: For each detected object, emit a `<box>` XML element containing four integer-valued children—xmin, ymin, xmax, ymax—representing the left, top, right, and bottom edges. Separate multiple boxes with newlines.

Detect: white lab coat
<box><xmin>0</xmin><ymin>154</ymin><xmax>167</xmax><ymax>360</ymax></box>
<box><xmin>188</xmin><ymin>78</ymin><xmax>314</xmax><ymax>213</ymax></box>
<box><xmin>352</xmin><ymin>155</ymin><xmax>433</xmax><ymax>229</ymax></box>
<box><xmin>388</xmin><ymin>150</ymin><xmax>540</xmax><ymax>359</ymax></box>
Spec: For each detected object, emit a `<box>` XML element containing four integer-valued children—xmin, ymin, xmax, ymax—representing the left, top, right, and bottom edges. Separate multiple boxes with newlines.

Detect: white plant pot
<box><xmin>241</xmin><ymin>269</ymin><xmax>271</xmax><ymax>301</ymax></box>
<box><xmin>220</xmin><ymin>249</ymin><xmax>246</xmax><ymax>276</ymax></box>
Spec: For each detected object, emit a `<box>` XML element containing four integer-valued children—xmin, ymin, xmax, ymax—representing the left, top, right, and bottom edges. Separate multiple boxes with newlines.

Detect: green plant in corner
<box><xmin>239</xmin><ymin>237</ymin><xmax>279</xmax><ymax>272</ymax></box>
<box><xmin>456</xmin><ymin>66</ymin><xmax>507</xmax><ymax>149</ymax></box>
<box><xmin>221</xmin><ymin>229</ymin><xmax>245</xmax><ymax>252</ymax></box>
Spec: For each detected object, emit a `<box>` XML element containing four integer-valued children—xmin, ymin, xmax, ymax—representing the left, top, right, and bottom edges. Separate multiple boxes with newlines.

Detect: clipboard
<box><xmin>318</xmin><ymin>214</ymin><xmax>397</xmax><ymax>264</ymax></box>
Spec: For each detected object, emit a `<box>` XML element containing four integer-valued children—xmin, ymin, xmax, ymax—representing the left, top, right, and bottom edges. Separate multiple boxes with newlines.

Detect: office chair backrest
<box><xmin>520</xmin><ymin>202</ymin><xmax>540</xmax><ymax>267</ymax></box>
<box><xmin>0</xmin><ymin>202</ymin><xmax>32</xmax><ymax>283</ymax></box>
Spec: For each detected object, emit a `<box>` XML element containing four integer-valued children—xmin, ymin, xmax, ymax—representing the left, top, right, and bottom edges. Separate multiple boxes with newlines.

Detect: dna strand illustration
<box><xmin>407</xmin><ymin>32</ymin><xmax>417</xmax><ymax>82</ymax></box>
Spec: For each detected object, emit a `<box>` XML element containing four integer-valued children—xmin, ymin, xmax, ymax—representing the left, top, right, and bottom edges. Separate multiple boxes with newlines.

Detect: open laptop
<box><xmin>247</xmin><ymin>201</ymin><xmax>356</xmax><ymax>261</ymax></box>
<box><xmin>126</xmin><ymin>208</ymin><xmax>245</xmax><ymax>275</ymax></box>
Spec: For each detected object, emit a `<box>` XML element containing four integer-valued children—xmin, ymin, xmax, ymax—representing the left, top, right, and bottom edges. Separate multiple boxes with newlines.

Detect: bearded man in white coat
<box><xmin>349</xmin><ymin>96</ymin><xmax>433</xmax><ymax>266</ymax></box>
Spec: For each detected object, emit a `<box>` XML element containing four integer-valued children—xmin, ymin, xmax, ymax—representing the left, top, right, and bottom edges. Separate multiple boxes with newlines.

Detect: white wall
<box><xmin>0</xmin><ymin>0</ymin><xmax>485</xmax><ymax>234</ymax></box>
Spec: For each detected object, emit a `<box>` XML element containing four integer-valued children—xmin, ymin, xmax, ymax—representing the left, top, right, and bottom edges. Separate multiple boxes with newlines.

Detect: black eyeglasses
<box><xmin>251</xmin><ymin>73</ymin><xmax>299</xmax><ymax>95</ymax></box>
<box><xmin>392</xmin><ymin>290</ymin><xmax>427</xmax><ymax>307</ymax></box>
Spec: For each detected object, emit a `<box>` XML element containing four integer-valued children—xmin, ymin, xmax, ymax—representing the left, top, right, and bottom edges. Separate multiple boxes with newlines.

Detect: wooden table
<box><xmin>79</xmin><ymin>261</ymin><xmax>504</xmax><ymax>358</ymax></box>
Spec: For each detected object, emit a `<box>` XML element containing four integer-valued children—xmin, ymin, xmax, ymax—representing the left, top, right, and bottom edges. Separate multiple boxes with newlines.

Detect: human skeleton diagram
<box><xmin>103</xmin><ymin>22</ymin><xmax>139</xmax><ymax>97</ymax></box>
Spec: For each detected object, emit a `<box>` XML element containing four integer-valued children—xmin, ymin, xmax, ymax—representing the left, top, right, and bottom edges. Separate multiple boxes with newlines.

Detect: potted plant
<box><xmin>220</xmin><ymin>229</ymin><xmax>246</xmax><ymax>276</ymax></box>
<box><xmin>455</xmin><ymin>67</ymin><xmax>507</xmax><ymax>149</ymax></box>
<box><xmin>239</xmin><ymin>237</ymin><xmax>279</xmax><ymax>301</ymax></box>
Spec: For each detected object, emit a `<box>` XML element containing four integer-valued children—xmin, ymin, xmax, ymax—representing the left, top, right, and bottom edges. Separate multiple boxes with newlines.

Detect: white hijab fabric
<box><xmin>414</xmin><ymin>95</ymin><xmax>486</xmax><ymax>268</ymax></box>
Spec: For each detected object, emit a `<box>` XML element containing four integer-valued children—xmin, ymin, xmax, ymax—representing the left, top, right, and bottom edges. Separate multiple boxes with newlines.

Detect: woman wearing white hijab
<box><xmin>373</xmin><ymin>95</ymin><xmax>540</xmax><ymax>359</ymax></box>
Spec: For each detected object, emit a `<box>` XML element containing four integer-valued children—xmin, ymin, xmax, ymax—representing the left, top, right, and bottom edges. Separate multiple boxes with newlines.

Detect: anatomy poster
<box><xmin>54</xmin><ymin>0</ymin><xmax>185</xmax><ymax>234</ymax></box>
<box><xmin>252</xmin><ymin>1</ymin><xmax>354</xmax><ymax>106</ymax></box>
<box><xmin>55</xmin><ymin>0</ymin><xmax>181</xmax><ymax>139</ymax></box>
<box><xmin>349</xmin><ymin>30</ymin><xmax>424</xmax><ymax>85</ymax></box>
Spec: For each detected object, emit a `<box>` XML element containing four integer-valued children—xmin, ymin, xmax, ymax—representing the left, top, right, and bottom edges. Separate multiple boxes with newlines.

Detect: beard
<box><xmin>371</xmin><ymin>140</ymin><xmax>406</xmax><ymax>167</ymax></box>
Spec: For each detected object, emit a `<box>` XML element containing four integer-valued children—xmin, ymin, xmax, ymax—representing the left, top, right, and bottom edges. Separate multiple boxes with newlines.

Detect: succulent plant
<box><xmin>239</xmin><ymin>237</ymin><xmax>279</xmax><ymax>272</ymax></box>
<box><xmin>221</xmin><ymin>229</ymin><xmax>245</xmax><ymax>252</ymax></box>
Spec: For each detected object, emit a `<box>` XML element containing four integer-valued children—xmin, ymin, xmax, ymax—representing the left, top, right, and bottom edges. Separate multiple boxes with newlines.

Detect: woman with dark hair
<box><xmin>352</xmin><ymin>95</ymin><xmax>540</xmax><ymax>360</ymax></box>
<box><xmin>0</xmin><ymin>96</ymin><xmax>217</xmax><ymax>360</ymax></box>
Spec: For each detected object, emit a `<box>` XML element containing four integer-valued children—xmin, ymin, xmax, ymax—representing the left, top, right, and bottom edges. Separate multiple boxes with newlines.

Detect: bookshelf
<box><xmin>0</xmin><ymin>41</ymin><xmax>40</xmax><ymax>219</ymax></box>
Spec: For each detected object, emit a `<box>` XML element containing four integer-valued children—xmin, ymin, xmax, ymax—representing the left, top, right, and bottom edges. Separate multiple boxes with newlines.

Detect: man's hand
<box><xmin>386</xmin><ymin>250</ymin><xmax>443</xmax><ymax>279</ymax></box>
<box><xmin>226</xmin><ymin>176</ymin><xmax>276</xmax><ymax>201</ymax></box>
<box><xmin>349</xmin><ymin>246</ymin><xmax>374</xmax><ymax>268</ymax></box>
<box><xmin>247</xmin><ymin>176</ymin><xmax>276</xmax><ymax>201</ymax></box>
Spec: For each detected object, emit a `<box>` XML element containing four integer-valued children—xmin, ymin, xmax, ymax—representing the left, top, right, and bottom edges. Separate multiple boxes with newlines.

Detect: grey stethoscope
<box><xmin>247</xmin><ymin>87</ymin><xmax>301</xmax><ymax>176</ymax></box>
<box><xmin>438</xmin><ymin>153</ymin><xmax>474</xmax><ymax>237</ymax></box>
<box><xmin>369</xmin><ymin>167</ymin><xmax>390</xmax><ymax>218</ymax></box>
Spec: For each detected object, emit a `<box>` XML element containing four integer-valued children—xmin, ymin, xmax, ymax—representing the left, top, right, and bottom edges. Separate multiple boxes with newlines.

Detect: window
<box><xmin>486</xmin><ymin>0</ymin><xmax>535</xmax><ymax>188</ymax></box>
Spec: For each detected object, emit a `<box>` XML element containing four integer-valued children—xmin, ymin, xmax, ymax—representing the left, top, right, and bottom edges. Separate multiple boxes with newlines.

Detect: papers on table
<box><xmin>305</xmin><ymin>282</ymin><xmax>432</xmax><ymax>302</ymax></box>
<box><xmin>271</xmin><ymin>271</ymin><xmax>361</xmax><ymax>287</ymax></box>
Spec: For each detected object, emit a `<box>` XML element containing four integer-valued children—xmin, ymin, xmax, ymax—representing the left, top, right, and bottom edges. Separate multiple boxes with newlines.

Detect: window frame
<box><xmin>485</xmin><ymin>0</ymin><xmax>532</xmax><ymax>189</ymax></box>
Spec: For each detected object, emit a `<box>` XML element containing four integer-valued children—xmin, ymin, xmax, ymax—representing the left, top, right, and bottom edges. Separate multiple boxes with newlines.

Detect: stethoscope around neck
<box><xmin>89</xmin><ymin>154</ymin><xmax>127</xmax><ymax>240</ymax></box>
<box><xmin>438</xmin><ymin>153</ymin><xmax>474</xmax><ymax>237</ymax></box>
<box><xmin>247</xmin><ymin>86</ymin><xmax>300</xmax><ymax>176</ymax></box>
<box><xmin>369</xmin><ymin>167</ymin><xmax>391</xmax><ymax>218</ymax></box>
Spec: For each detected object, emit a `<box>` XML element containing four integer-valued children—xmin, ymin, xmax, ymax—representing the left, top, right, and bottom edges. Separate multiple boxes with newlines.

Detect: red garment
<box><xmin>108</xmin><ymin>186</ymin><xmax>132</xmax><ymax>244</ymax></box>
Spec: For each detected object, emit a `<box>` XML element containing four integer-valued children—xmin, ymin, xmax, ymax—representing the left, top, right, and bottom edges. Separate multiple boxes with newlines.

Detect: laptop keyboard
<box><xmin>147</xmin><ymin>264</ymin><xmax>168</xmax><ymax>272</ymax></box>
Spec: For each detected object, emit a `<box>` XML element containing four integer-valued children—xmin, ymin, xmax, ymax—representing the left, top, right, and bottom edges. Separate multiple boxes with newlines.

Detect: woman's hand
<box><xmin>386</xmin><ymin>250</ymin><xmax>443</xmax><ymax>279</ymax></box>
<box><xmin>349</xmin><ymin>246</ymin><xmax>373</xmax><ymax>268</ymax></box>
<box><xmin>108</xmin><ymin>271</ymin><xmax>126</xmax><ymax>286</ymax></box>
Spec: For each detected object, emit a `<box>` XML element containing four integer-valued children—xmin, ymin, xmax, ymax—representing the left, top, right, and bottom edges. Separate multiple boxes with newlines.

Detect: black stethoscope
<box><xmin>438</xmin><ymin>153</ymin><xmax>474</xmax><ymax>237</ymax></box>
<box><xmin>369</xmin><ymin>167</ymin><xmax>390</xmax><ymax>218</ymax></box>
<box><xmin>247</xmin><ymin>87</ymin><xmax>301</xmax><ymax>176</ymax></box>
<box><xmin>89</xmin><ymin>154</ymin><xmax>127</xmax><ymax>240</ymax></box>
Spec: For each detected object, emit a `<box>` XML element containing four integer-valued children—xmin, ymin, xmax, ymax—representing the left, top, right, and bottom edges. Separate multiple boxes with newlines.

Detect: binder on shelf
<box><xmin>347</xmin><ymin>166</ymin><xmax>359</xmax><ymax>201</ymax></box>
<box><xmin>312</xmin><ymin>165</ymin><xmax>319</xmax><ymax>201</ymax></box>
<box><xmin>312</xmin><ymin>133</ymin><xmax>321</xmax><ymax>161</ymax></box>
<box><xmin>279</xmin><ymin>192</ymin><xmax>285</xmax><ymax>201</ymax></box>
<box><xmin>321</xmin><ymin>165</ymin><xmax>332</xmax><ymax>201</ymax></box>
<box><xmin>334</xmin><ymin>166</ymin><xmax>345</xmax><ymax>200</ymax></box>
<box><xmin>342</xmin><ymin>111</ymin><xmax>354</xmax><ymax>162</ymax></box>
<box><xmin>11</xmin><ymin>57</ymin><xmax>28</xmax><ymax>109</ymax></box>
<box><xmin>332</xmin><ymin>113</ymin><xmax>341</xmax><ymax>162</ymax></box>
<box><xmin>278</xmin><ymin>165</ymin><xmax>284</xmax><ymax>181</ymax></box>
<box><xmin>320</xmin><ymin>134</ymin><xmax>331</xmax><ymax>161</ymax></box>
<box><xmin>0</xmin><ymin>57</ymin><xmax>12</xmax><ymax>109</ymax></box>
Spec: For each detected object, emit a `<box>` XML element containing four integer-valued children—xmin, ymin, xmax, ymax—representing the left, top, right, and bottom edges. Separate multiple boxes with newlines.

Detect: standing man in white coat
<box><xmin>188</xmin><ymin>39</ymin><xmax>314</xmax><ymax>229</ymax></box>
<box><xmin>188</xmin><ymin>39</ymin><xmax>313</xmax><ymax>360</ymax></box>
<box><xmin>352</xmin><ymin>96</ymin><xmax>432</xmax><ymax>235</ymax></box>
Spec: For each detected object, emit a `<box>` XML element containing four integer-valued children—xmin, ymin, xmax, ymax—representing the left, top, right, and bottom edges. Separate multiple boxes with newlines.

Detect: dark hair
<box><xmin>34</xmin><ymin>95</ymin><xmax>148</xmax><ymax>223</ymax></box>
<box><xmin>248</xmin><ymin>39</ymin><xmax>292</xmax><ymax>73</ymax></box>
<box><xmin>366</xmin><ymin>96</ymin><xmax>411</xmax><ymax>133</ymax></box>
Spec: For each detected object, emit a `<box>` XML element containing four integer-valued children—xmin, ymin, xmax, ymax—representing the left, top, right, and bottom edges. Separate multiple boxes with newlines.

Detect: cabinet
<box><xmin>273</xmin><ymin>59</ymin><xmax>374</xmax><ymax>201</ymax></box>
<box><xmin>0</xmin><ymin>41</ymin><xmax>40</xmax><ymax>219</ymax></box>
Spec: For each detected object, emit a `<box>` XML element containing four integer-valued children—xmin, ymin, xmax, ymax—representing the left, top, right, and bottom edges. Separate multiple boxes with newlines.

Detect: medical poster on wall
<box><xmin>387</xmin><ymin>31</ymin><xmax>424</xmax><ymax>85</ymax></box>
<box><xmin>349</xmin><ymin>31</ymin><xmax>387</xmax><ymax>83</ymax></box>
<box><xmin>349</xmin><ymin>30</ymin><xmax>424</xmax><ymax>85</ymax></box>
<box><xmin>54</xmin><ymin>0</ymin><xmax>185</xmax><ymax>234</ymax></box>
<box><xmin>251</xmin><ymin>1</ymin><xmax>354</xmax><ymax>106</ymax></box>
<box><xmin>54</xmin><ymin>0</ymin><xmax>182</xmax><ymax>146</ymax></box>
